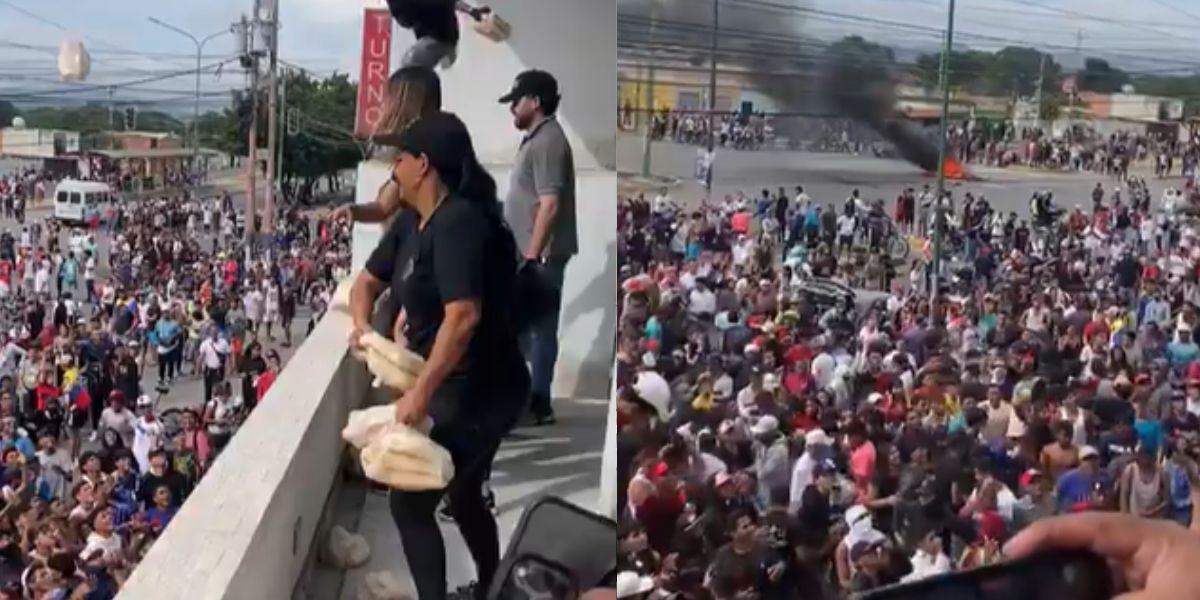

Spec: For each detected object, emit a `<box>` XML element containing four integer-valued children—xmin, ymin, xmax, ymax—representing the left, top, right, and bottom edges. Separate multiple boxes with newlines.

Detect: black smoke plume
<box><xmin>820</xmin><ymin>53</ymin><xmax>940</xmax><ymax>172</ymax></box>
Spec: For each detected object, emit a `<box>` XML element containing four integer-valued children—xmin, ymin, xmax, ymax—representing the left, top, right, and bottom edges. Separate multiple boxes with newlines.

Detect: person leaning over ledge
<box><xmin>348</xmin><ymin>112</ymin><xmax>529</xmax><ymax>600</ymax></box>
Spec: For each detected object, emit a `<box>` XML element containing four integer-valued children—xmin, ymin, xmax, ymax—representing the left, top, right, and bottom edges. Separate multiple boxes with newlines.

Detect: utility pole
<box><xmin>705</xmin><ymin>0</ymin><xmax>719</xmax><ymax>194</ymax></box>
<box><xmin>930</xmin><ymin>0</ymin><xmax>956</xmax><ymax>319</ymax></box>
<box><xmin>262</xmin><ymin>0</ymin><xmax>280</xmax><ymax>240</ymax></box>
<box><xmin>107</xmin><ymin>87</ymin><xmax>114</xmax><ymax>130</ymax></box>
<box><xmin>238</xmin><ymin>10</ymin><xmax>259</xmax><ymax>246</ymax></box>
<box><xmin>1034</xmin><ymin>51</ymin><xmax>1048</xmax><ymax>129</ymax></box>
<box><xmin>277</xmin><ymin>69</ymin><xmax>287</xmax><ymax>185</ymax></box>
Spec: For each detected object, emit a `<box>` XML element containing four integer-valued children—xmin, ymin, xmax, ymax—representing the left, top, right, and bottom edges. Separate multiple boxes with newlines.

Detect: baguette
<box><xmin>360</xmin><ymin>331</ymin><xmax>426</xmax><ymax>374</ymax></box>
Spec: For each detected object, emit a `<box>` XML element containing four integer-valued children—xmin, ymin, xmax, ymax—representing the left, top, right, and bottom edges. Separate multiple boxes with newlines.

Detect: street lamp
<box><xmin>146</xmin><ymin>16</ymin><xmax>229</xmax><ymax>169</ymax></box>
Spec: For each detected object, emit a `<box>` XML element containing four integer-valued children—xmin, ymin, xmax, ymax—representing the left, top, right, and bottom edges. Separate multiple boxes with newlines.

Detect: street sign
<box><xmin>353</xmin><ymin>8</ymin><xmax>392</xmax><ymax>138</ymax></box>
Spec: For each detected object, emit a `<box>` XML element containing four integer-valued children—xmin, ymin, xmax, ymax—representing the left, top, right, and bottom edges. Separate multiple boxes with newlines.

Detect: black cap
<box><xmin>497</xmin><ymin>69</ymin><xmax>559</xmax><ymax>105</ymax></box>
<box><xmin>371</xmin><ymin>112</ymin><xmax>473</xmax><ymax>179</ymax></box>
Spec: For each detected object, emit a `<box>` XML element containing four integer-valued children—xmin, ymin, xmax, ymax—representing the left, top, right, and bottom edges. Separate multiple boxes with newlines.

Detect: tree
<box><xmin>983</xmin><ymin>47</ymin><xmax>1060</xmax><ymax>98</ymax></box>
<box><xmin>912</xmin><ymin>49</ymin><xmax>995</xmax><ymax>93</ymax></box>
<box><xmin>0</xmin><ymin>101</ymin><xmax>18</xmax><ymax>128</ymax></box>
<box><xmin>1077</xmin><ymin>58</ymin><xmax>1130</xmax><ymax>93</ymax></box>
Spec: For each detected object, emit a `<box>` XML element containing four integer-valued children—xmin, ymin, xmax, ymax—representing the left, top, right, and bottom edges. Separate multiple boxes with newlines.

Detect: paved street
<box><xmin>618</xmin><ymin>133</ymin><xmax>1189</xmax><ymax>218</ymax></box>
<box><xmin>1</xmin><ymin>175</ymin><xmax>313</xmax><ymax>419</ymax></box>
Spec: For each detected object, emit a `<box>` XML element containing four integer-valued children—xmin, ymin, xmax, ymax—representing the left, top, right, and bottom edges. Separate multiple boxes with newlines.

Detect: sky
<box><xmin>0</xmin><ymin>0</ymin><xmax>366</xmax><ymax>116</ymax></box>
<box><xmin>6</xmin><ymin>0</ymin><xmax>1200</xmax><ymax>117</ymax></box>
<box><xmin>619</xmin><ymin>0</ymin><xmax>1200</xmax><ymax>74</ymax></box>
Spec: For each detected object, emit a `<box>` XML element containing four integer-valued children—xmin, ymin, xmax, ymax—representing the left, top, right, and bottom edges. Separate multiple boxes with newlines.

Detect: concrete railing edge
<box><xmin>118</xmin><ymin>280</ymin><xmax>361</xmax><ymax>600</ymax></box>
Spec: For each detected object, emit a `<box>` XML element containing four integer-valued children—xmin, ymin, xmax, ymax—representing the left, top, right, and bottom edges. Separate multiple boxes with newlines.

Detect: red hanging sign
<box><xmin>354</xmin><ymin>8</ymin><xmax>393</xmax><ymax>138</ymax></box>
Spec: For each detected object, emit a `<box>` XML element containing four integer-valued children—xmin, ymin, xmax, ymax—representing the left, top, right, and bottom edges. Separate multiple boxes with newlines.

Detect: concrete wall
<box><xmin>0</xmin><ymin>127</ymin><xmax>79</xmax><ymax>158</ymax></box>
<box><xmin>356</xmin><ymin>0</ymin><xmax>617</xmax><ymax>399</ymax></box>
<box><xmin>118</xmin><ymin>284</ymin><xmax>367</xmax><ymax>600</ymax></box>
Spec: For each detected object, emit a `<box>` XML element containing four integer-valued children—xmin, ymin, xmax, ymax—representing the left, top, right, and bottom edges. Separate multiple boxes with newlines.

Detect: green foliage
<box><xmin>192</xmin><ymin>69</ymin><xmax>360</xmax><ymax>195</ymax></box>
<box><xmin>912</xmin><ymin>46</ymin><xmax>1060</xmax><ymax>98</ymax></box>
<box><xmin>17</xmin><ymin>104</ymin><xmax>183</xmax><ymax>135</ymax></box>
<box><xmin>0</xmin><ymin>101</ymin><xmax>19</xmax><ymax>128</ymax></box>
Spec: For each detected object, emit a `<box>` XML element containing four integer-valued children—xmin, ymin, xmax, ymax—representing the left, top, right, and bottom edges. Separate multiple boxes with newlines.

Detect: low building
<box><xmin>105</xmin><ymin>130</ymin><xmax>183</xmax><ymax>152</ymax></box>
<box><xmin>87</xmin><ymin>147</ymin><xmax>222</xmax><ymax>192</ymax></box>
<box><xmin>0</xmin><ymin>126</ymin><xmax>80</xmax><ymax>159</ymax></box>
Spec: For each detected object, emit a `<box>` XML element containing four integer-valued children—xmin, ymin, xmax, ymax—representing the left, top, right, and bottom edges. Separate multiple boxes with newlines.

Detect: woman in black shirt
<box><xmin>350</xmin><ymin>112</ymin><xmax>529</xmax><ymax>600</ymax></box>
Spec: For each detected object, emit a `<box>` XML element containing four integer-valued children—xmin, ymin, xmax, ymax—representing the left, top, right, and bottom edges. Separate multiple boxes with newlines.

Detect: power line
<box><xmin>642</xmin><ymin>0</ymin><xmax>1200</xmax><ymax>71</ymax></box>
<box><xmin>1141</xmin><ymin>0</ymin><xmax>1200</xmax><ymax>24</ymax></box>
<box><xmin>0</xmin><ymin>0</ymin><xmax>228</xmax><ymax>77</ymax></box>
<box><xmin>0</xmin><ymin>58</ymin><xmax>236</xmax><ymax>100</ymax></box>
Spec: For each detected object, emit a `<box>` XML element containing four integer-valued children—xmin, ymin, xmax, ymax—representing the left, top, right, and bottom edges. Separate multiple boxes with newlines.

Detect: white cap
<box><xmin>751</xmin><ymin>415</ymin><xmax>779</xmax><ymax>436</ymax></box>
<box><xmin>632</xmin><ymin>371</ymin><xmax>671</xmax><ymax>419</ymax></box>
<box><xmin>616</xmin><ymin>571</ymin><xmax>655</xmax><ymax>598</ymax></box>
<box><xmin>805</xmin><ymin>428</ymin><xmax>833</xmax><ymax>446</ymax></box>
<box><xmin>866</xmin><ymin>392</ymin><xmax>884</xmax><ymax>405</ymax></box>
<box><xmin>136</xmin><ymin>394</ymin><xmax>153</xmax><ymax>408</ymax></box>
<box><xmin>1079</xmin><ymin>445</ymin><xmax>1099</xmax><ymax>460</ymax></box>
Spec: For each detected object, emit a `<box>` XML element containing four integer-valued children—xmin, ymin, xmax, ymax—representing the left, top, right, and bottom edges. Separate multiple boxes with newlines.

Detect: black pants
<box><xmin>158</xmin><ymin>347</ymin><xmax>181</xmax><ymax>381</ymax></box>
<box><xmin>389</xmin><ymin>377</ymin><xmax>522</xmax><ymax>600</ymax></box>
<box><xmin>203</xmin><ymin>367</ymin><xmax>223</xmax><ymax>402</ymax></box>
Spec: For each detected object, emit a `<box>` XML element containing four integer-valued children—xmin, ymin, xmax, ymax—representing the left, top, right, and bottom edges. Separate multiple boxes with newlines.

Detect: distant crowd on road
<box><xmin>0</xmin><ymin>173</ymin><xmax>350</xmax><ymax>597</ymax></box>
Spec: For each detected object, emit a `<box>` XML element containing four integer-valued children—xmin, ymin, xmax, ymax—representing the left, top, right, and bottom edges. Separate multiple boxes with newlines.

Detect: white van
<box><xmin>53</xmin><ymin>180</ymin><xmax>112</xmax><ymax>224</ymax></box>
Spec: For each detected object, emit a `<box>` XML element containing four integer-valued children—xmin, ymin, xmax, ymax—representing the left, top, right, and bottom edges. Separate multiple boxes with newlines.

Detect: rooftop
<box><xmin>91</xmin><ymin>147</ymin><xmax>221</xmax><ymax>160</ymax></box>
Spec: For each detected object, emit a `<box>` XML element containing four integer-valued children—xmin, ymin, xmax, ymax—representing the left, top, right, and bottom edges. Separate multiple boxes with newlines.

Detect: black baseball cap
<box><xmin>371</xmin><ymin>111</ymin><xmax>474</xmax><ymax>179</ymax></box>
<box><xmin>497</xmin><ymin>69</ymin><xmax>560</xmax><ymax>105</ymax></box>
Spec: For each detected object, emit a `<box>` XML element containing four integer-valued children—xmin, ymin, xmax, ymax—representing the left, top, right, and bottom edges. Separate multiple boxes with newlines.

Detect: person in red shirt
<box><xmin>784</xmin><ymin>357</ymin><xmax>814</xmax><ymax>398</ymax></box>
<box><xmin>847</xmin><ymin>421</ymin><xmax>877</xmax><ymax>503</ymax></box>
<box><xmin>256</xmin><ymin>350</ymin><xmax>281</xmax><ymax>405</ymax></box>
<box><xmin>0</xmin><ymin>258</ymin><xmax>11</xmax><ymax>297</ymax></box>
<box><xmin>34</xmin><ymin>368</ymin><xmax>59</xmax><ymax>412</ymax></box>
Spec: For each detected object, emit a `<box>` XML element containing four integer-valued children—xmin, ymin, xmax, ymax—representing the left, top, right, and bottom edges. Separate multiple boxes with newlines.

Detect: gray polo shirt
<box><xmin>504</xmin><ymin>116</ymin><xmax>577</xmax><ymax>259</ymax></box>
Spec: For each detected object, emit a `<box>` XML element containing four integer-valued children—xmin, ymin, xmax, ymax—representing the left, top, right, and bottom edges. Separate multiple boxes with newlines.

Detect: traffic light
<box><xmin>124</xmin><ymin>106</ymin><xmax>136</xmax><ymax>130</ymax></box>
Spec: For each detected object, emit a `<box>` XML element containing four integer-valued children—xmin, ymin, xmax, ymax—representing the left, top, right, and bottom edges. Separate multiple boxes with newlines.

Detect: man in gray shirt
<box><xmin>499</xmin><ymin>69</ymin><xmax>576</xmax><ymax>424</ymax></box>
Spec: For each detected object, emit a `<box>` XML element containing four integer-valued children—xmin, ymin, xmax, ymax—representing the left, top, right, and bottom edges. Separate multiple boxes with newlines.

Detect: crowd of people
<box><xmin>624</xmin><ymin>107</ymin><xmax>775</xmax><ymax>151</ymax></box>
<box><xmin>615</xmin><ymin>172</ymin><xmax>1200</xmax><ymax>599</ymax></box>
<box><xmin>942</xmin><ymin>123</ymin><xmax>1200</xmax><ymax>185</ymax></box>
<box><xmin>0</xmin><ymin>171</ymin><xmax>349</xmax><ymax>598</ymax></box>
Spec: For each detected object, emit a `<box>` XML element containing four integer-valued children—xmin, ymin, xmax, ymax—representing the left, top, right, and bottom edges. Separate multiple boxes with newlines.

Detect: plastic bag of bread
<box><xmin>353</xmin><ymin>331</ymin><xmax>426</xmax><ymax>391</ymax></box>
<box><xmin>359</xmin><ymin>424</ymin><xmax>454</xmax><ymax>491</ymax></box>
<box><xmin>343</xmin><ymin>405</ymin><xmax>432</xmax><ymax>449</ymax></box>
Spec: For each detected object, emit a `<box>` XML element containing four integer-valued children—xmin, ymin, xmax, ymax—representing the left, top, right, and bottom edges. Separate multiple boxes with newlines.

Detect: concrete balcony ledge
<box><xmin>119</xmin><ymin>284</ymin><xmax>367</xmax><ymax>600</ymax></box>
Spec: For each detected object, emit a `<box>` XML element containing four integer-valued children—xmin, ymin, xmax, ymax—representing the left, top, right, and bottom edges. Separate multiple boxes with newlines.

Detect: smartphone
<box><xmin>860</xmin><ymin>549</ymin><xmax>1112</xmax><ymax>600</ymax></box>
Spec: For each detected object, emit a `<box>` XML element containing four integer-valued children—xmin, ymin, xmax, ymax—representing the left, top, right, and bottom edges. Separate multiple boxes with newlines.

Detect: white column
<box><xmin>354</xmin><ymin>0</ymin><xmax>617</xmax><ymax>400</ymax></box>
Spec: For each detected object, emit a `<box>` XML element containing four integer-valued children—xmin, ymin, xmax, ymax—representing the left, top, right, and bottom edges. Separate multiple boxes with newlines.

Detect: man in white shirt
<box><xmin>131</xmin><ymin>396</ymin><xmax>164</xmax><ymax>474</ymax></box>
<box><xmin>198</xmin><ymin>330</ymin><xmax>230</xmax><ymax>402</ymax></box>
<box><xmin>794</xmin><ymin>186</ymin><xmax>811</xmax><ymax>214</ymax></box>
<box><xmin>653</xmin><ymin>189</ymin><xmax>673</xmax><ymax>215</ymax></box>
<box><xmin>789</xmin><ymin>429</ymin><xmax>833</xmax><ymax>514</ymax></box>
<box><xmin>0</xmin><ymin>331</ymin><xmax>23</xmax><ymax>380</ymax></box>
<box><xmin>243</xmin><ymin>286</ymin><xmax>264</xmax><ymax>335</ymax></box>
<box><xmin>901</xmin><ymin>529</ymin><xmax>952</xmax><ymax>583</ymax></box>
<box><xmin>99</xmin><ymin>391</ymin><xmax>137</xmax><ymax>448</ymax></box>
<box><xmin>687</xmin><ymin>280</ymin><xmax>717</xmax><ymax>319</ymax></box>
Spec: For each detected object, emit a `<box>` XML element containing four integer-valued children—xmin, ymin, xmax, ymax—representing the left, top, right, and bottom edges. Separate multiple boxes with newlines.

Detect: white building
<box><xmin>0</xmin><ymin>125</ymin><xmax>80</xmax><ymax>159</ymax></box>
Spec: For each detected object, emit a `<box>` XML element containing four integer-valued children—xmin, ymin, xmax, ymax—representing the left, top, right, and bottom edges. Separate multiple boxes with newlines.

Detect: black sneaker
<box><xmin>484</xmin><ymin>489</ymin><xmax>497</xmax><ymax>515</ymax></box>
<box><xmin>532</xmin><ymin>412</ymin><xmax>557</xmax><ymax>426</ymax></box>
